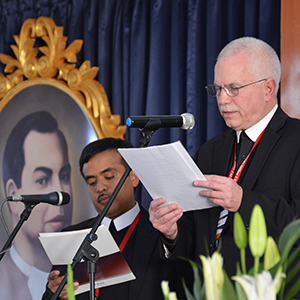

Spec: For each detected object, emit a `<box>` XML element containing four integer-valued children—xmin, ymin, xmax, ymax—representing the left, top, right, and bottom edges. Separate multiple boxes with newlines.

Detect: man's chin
<box><xmin>45</xmin><ymin>222</ymin><xmax>66</xmax><ymax>232</ymax></box>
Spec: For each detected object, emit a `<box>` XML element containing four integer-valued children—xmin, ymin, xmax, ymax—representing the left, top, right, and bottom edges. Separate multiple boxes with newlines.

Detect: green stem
<box><xmin>254</xmin><ymin>256</ymin><xmax>259</xmax><ymax>275</ymax></box>
<box><xmin>241</xmin><ymin>248</ymin><xmax>246</xmax><ymax>274</ymax></box>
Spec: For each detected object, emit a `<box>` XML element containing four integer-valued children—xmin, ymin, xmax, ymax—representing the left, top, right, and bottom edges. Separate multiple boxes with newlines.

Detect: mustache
<box><xmin>220</xmin><ymin>105</ymin><xmax>239</xmax><ymax>113</ymax></box>
<box><xmin>97</xmin><ymin>192</ymin><xmax>111</xmax><ymax>202</ymax></box>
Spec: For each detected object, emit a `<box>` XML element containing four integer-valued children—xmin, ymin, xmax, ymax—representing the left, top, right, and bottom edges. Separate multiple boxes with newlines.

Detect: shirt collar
<box><xmin>101</xmin><ymin>202</ymin><xmax>140</xmax><ymax>231</ymax></box>
<box><xmin>10</xmin><ymin>245</ymin><xmax>48</xmax><ymax>300</ymax></box>
<box><xmin>236</xmin><ymin>103</ymin><xmax>278</xmax><ymax>142</ymax></box>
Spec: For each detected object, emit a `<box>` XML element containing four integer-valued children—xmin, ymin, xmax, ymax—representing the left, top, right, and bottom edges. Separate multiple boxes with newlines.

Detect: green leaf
<box><xmin>67</xmin><ymin>264</ymin><xmax>75</xmax><ymax>300</ymax></box>
<box><xmin>285</xmin><ymin>252</ymin><xmax>300</xmax><ymax>286</ymax></box>
<box><xmin>286</xmin><ymin>244</ymin><xmax>300</xmax><ymax>270</ymax></box>
<box><xmin>283</xmin><ymin>275</ymin><xmax>300</xmax><ymax>300</ymax></box>
<box><xmin>182</xmin><ymin>279</ymin><xmax>196</xmax><ymax>300</ymax></box>
<box><xmin>182</xmin><ymin>259</ymin><xmax>203</xmax><ymax>300</ymax></box>
<box><xmin>221</xmin><ymin>270</ymin><xmax>238</xmax><ymax>300</ymax></box>
<box><xmin>190</xmin><ymin>259</ymin><xmax>203</xmax><ymax>300</ymax></box>
<box><xmin>278</xmin><ymin>219</ymin><xmax>300</xmax><ymax>264</ymax></box>
<box><xmin>234</xmin><ymin>281</ymin><xmax>248</xmax><ymax>300</ymax></box>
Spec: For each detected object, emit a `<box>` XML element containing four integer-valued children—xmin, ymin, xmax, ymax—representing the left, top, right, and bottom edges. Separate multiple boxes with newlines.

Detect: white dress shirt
<box><xmin>101</xmin><ymin>202</ymin><xmax>140</xmax><ymax>231</ymax></box>
<box><xmin>236</xmin><ymin>103</ymin><xmax>278</xmax><ymax>142</ymax></box>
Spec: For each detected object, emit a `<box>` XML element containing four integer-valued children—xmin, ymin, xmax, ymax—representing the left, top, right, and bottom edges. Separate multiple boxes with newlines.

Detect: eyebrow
<box><xmin>33</xmin><ymin>163</ymin><xmax>71</xmax><ymax>177</ymax></box>
<box><xmin>33</xmin><ymin>166</ymin><xmax>53</xmax><ymax>177</ymax></box>
<box><xmin>59</xmin><ymin>164</ymin><xmax>71</xmax><ymax>176</ymax></box>
<box><xmin>84</xmin><ymin>167</ymin><xmax>118</xmax><ymax>181</ymax></box>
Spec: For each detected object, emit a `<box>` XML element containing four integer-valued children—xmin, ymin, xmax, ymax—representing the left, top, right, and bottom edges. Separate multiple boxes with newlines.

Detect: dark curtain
<box><xmin>0</xmin><ymin>0</ymin><xmax>281</xmax><ymax>208</ymax></box>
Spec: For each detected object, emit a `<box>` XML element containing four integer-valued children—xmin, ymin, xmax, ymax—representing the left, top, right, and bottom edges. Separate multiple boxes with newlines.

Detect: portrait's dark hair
<box><xmin>79</xmin><ymin>138</ymin><xmax>134</xmax><ymax>177</ymax></box>
<box><xmin>3</xmin><ymin>110</ymin><xmax>68</xmax><ymax>188</ymax></box>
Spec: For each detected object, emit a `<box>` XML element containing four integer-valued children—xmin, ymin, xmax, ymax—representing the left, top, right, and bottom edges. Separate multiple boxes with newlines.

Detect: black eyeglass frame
<box><xmin>205</xmin><ymin>78</ymin><xmax>267</xmax><ymax>97</ymax></box>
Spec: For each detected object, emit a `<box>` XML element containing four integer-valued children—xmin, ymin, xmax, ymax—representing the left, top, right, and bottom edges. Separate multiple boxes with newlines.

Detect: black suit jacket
<box><xmin>171</xmin><ymin>107</ymin><xmax>300</xmax><ymax>279</ymax></box>
<box><xmin>43</xmin><ymin>206</ymin><xmax>180</xmax><ymax>300</ymax></box>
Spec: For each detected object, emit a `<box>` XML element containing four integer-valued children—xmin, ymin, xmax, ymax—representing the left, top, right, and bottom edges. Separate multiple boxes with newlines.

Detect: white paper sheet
<box><xmin>118</xmin><ymin>141</ymin><xmax>216</xmax><ymax>212</ymax></box>
<box><xmin>39</xmin><ymin>225</ymin><xmax>135</xmax><ymax>295</ymax></box>
<box><xmin>39</xmin><ymin>225</ymin><xmax>118</xmax><ymax>265</ymax></box>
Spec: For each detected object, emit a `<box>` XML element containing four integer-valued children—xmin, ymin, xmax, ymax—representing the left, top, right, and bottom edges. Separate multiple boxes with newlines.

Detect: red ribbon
<box><xmin>95</xmin><ymin>212</ymin><xmax>141</xmax><ymax>298</ymax></box>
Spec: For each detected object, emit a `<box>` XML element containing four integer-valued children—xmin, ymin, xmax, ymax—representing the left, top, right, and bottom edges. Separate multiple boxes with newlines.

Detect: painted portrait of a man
<box><xmin>0</xmin><ymin>83</ymin><xmax>98</xmax><ymax>300</ymax></box>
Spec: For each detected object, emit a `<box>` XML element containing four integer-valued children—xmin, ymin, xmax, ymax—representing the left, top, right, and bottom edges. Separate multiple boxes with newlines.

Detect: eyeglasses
<box><xmin>205</xmin><ymin>79</ymin><xmax>267</xmax><ymax>97</ymax></box>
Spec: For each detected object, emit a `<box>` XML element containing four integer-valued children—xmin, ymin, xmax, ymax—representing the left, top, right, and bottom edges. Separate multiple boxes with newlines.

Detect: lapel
<box><xmin>208</xmin><ymin>130</ymin><xmax>236</xmax><ymax>241</ymax></box>
<box><xmin>218</xmin><ymin>108</ymin><xmax>287</xmax><ymax>237</ymax></box>
<box><xmin>239</xmin><ymin>107</ymin><xmax>286</xmax><ymax>190</ymax></box>
<box><xmin>211</xmin><ymin>129</ymin><xmax>236</xmax><ymax>176</ymax></box>
<box><xmin>128</xmin><ymin>207</ymin><xmax>158</xmax><ymax>300</ymax></box>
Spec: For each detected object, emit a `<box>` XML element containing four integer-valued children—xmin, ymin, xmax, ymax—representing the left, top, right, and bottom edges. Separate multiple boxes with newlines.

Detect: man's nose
<box><xmin>96</xmin><ymin>181</ymin><xmax>107</xmax><ymax>192</ymax></box>
<box><xmin>217</xmin><ymin>89</ymin><xmax>232</xmax><ymax>105</ymax></box>
<box><xmin>51</xmin><ymin>176</ymin><xmax>64</xmax><ymax>191</ymax></box>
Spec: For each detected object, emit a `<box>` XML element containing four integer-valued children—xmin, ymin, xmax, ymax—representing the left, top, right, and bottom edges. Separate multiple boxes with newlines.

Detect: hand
<box><xmin>47</xmin><ymin>270</ymin><xmax>79</xmax><ymax>300</ymax></box>
<box><xmin>194</xmin><ymin>174</ymin><xmax>243</xmax><ymax>212</ymax></box>
<box><xmin>148</xmin><ymin>197</ymin><xmax>183</xmax><ymax>241</ymax></box>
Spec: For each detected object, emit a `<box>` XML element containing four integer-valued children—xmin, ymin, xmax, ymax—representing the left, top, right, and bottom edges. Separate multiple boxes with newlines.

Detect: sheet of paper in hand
<box><xmin>39</xmin><ymin>225</ymin><xmax>135</xmax><ymax>295</ymax></box>
<box><xmin>118</xmin><ymin>140</ymin><xmax>216</xmax><ymax>212</ymax></box>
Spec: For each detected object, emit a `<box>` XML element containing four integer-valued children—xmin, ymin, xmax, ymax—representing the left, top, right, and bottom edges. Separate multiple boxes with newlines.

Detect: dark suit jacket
<box><xmin>171</xmin><ymin>107</ymin><xmax>300</xmax><ymax>279</ymax></box>
<box><xmin>42</xmin><ymin>206</ymin><xmax>181</xmax><ymax>300</ymax></box>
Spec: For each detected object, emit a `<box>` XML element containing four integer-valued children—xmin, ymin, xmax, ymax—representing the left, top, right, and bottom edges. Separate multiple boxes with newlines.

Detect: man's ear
<box><xmin>5</xmin><ymin>179</ymin><xmax>23</xmax><ymax>215</ymax></box>
<box><xmin>264</xmin><ymin>78</ymin><xmax>276</xmax><ymax>102</ymax></box>
<box><xmin>6</xmin><ymin>178</ymin><xmax>18</xmax><ymax>197</ymax></box>
<box><xmin>129</xmin><ymin>170</ymin><xmax>140</xmax><ymax>188</ymax></box>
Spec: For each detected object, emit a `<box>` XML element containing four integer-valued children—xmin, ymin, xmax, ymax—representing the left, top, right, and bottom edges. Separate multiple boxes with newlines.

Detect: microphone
<box><xmin>6</xmin><ymin>191</ymin><xmax>70</xmax><ymax>206</ymax></box>
<box><xmin>126</xmin><ymin>113</ymin><xmax>195</xmax><ymax>130</ymax></box>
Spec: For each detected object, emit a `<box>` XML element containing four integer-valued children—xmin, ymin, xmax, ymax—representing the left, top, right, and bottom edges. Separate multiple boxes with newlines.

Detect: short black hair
<box><xmin>79</xmin><ymin>138</ymin><xmax>134</xmax><ymax>177</ymax></box>
<box><xmin>3</xmin><ymin>111</ymin><xmax>68</xmax><ymax>188</ymax></box>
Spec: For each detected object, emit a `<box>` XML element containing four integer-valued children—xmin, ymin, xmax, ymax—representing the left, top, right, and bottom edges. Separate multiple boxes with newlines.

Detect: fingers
<box><xmin>149</xmin><ymin>197</ymin><xmax>166</xmax><ymax>214</ymax></box>
<box><xmin>149</xmin><ymin>198</ymin><xmax>182</xmax><ymax>241</ymax></box>
<box><xmin>194</xmin><ymin>174</ymin><xmax>226</xmax><ymax>188</ymax></box>
<box><xmin>194</xmin><ymin>175</ymin><xmax>242</xmax><ymax>212</ymax></box>
<box><xmin>47</xmin><ymin>270</ymin><xmax>79</xmax><ymax>300</ymax></box>
<box><xmin>47</xmin><ymin>270</ymin><xmax>61</xmax><ymax>289</ymax></box>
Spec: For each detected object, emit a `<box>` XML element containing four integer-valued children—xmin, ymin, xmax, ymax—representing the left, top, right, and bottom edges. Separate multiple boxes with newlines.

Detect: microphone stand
<box><xmin>0</xmin><ymin>202</ymin><xmax>37</xmax><ymax>261</ymax></box>
<box><xmin>51</xmin><ymin>120</ymin><xmax>161</xmax><ymax>300</ymax></box>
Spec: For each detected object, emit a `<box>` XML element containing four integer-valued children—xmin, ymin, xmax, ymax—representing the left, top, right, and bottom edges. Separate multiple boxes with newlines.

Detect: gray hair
<box><xmin>217</xmin><ymin>37</ymin><xmax>281</xmax><ymax>95</ymax></box>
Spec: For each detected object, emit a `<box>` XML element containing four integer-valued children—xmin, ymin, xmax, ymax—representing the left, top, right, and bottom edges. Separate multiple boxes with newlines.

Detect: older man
<box><xmin>149</xmin><ymin>37</ymin><xmax>300</xmax><ymax>285</ymax></box>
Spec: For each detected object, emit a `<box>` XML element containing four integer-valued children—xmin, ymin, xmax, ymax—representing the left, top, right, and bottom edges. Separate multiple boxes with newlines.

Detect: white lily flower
<box><xmin>232</xmin><ymin>270</ymin><xmax>286</xmax><ymax>300</ymax></box>
<box><xmin>168</xmin><ymin>292</ymin><xmax>178</xmax><ymax>300</ymax></box>
<box><xmin>200</xmin><ymin>252</ymin><xmax>224</xmax><ymax>300</ymax></box>
<box><xmin>160</xmin><ymin>281</ymin><xmax>178</xmax><ymax>300</ymax></box>
<box><xmin>161</xmin><ymin>280</ymin><xmax>170</xmax><ymax>297</ymax></box>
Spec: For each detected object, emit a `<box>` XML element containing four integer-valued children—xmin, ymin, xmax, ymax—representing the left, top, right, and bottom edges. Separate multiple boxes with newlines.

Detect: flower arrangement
<box><xmin>162</xmin><ymin>204</ymin><xmax>300</xmax><ymax>300</ymax></box>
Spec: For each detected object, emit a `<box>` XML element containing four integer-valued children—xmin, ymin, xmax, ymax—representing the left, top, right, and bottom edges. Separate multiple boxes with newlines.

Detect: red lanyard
<box><xmin>118</xmin><ymin>212</ymin><xmax>140</xmax><ymax>252</ymax></box>
<box><xmin>228</xmin><ymin>129</ymin><xmax>265</xmax><ymax>182</ymax></box>
<box><xmin>95</xmin><ymin>212</ymin><xmax>140</xmax><ymax>297</ymax></box>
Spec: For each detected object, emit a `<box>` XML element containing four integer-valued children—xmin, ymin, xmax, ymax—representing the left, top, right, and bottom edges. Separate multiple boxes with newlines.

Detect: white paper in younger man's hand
<box><xmin>39</xmin><ymin>225</ymin><xmax>136</xmax><ymax>295</ymax></box>
<box><xmin>39</xmin><ymin>225</ymin><xmax>119</xmax><ymax>265</ymax></box>
<box><xmin>118</xmin><ymin>141</ymin><xmax>216</xmax><ymax>212</ymax></box>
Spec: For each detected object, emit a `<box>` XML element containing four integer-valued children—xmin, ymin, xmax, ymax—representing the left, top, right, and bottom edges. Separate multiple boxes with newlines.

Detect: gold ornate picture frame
<box><xmin>0</xmin><ymin>16</ymin><xmax>126</xmax><ymax>228</ymax></box>
<box><xmin>0</xmin><ymin>16</ymin><xmax>126</xmax><ymax>138</ymax></box>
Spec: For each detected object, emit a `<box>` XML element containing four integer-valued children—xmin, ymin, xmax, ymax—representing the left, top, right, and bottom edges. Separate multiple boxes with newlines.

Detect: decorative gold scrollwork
<box><xmin>0</xmin><ymin>16</ymin><xmax>126</xmax><ymax>139</ymax></box>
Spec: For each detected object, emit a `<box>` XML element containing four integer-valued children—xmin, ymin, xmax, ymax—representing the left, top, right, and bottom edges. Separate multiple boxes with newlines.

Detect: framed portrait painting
<box><xmin>0</xmin><ymin>17</ymin><xmax>125</xmax><ymax>300</ymax></box>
